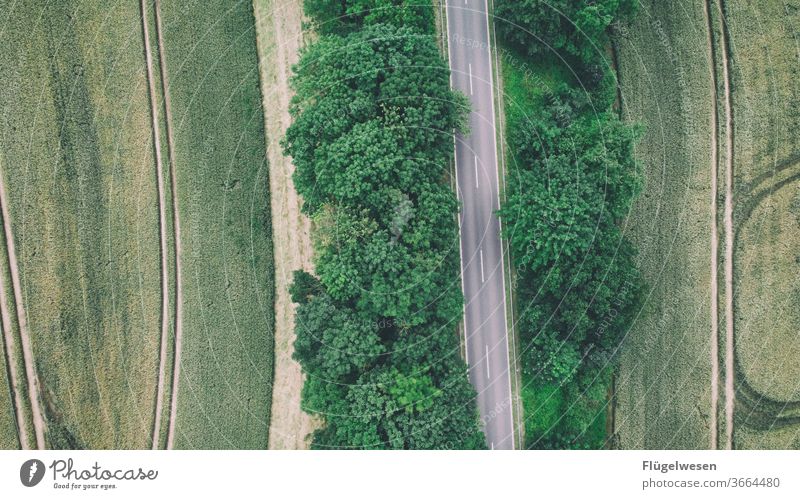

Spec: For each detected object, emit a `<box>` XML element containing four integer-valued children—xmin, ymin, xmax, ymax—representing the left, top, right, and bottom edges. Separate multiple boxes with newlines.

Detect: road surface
<box><xmin>446</xmin><ymin>0</ymin><xmax>515</xmax><ymax>450</ymax></box>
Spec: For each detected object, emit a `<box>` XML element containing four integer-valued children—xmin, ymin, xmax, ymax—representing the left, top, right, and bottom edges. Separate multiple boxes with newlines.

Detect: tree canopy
<box><xmin>494</xmin><ymin>0</ymin><xmax>637</xmax><ymax>64</ymax></box>
<box><xmin>284</xmin><ymin>18</ymin><xmax>484</xmax><ymax>448</ymax></box>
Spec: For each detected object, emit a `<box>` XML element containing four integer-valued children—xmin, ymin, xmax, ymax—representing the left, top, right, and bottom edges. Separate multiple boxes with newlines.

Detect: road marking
<box><xmin>474</xmin><ymin>155</ymin><xmax>479</xmax><ymax>189</ymax></box>
<box><xmin>479</xmin><ymin>248</ymin><xmax>485</xmax><ymax>283</ymax></box>
<box><xmin>486</xmin><ymin>344</ymin><xmax>490</xmax><ymax>379</ymax></box>
<box><xmin>483</xmin><ymin>0</ymin><xmax>516</xmax><ymax>450</ymax></box>
<box><xmin>468</xmin><ymin>63</ymin><xmax>473</xmax><ymax>95</ymax></box>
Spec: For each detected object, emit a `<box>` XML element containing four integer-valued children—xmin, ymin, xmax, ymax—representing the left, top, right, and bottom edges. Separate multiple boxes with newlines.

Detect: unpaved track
<box><xmin>704</xmin><ymin>0</ymin><xmax>736</xmax><ymax>450</ymax></box>
<box><xmin>253</xmin><ymin>0</ymin><xmax>319</xmax><ymax>449</ymax></box>
<box><xmin>140</xmin><ymin>0</ymin><xmax>172</xmax><ymax>450</ymax></box>
<box><xmin>717</xmin><ymin>0</ymin><xmax>735</xmax><ymax>451</ymax></box>
<box><xmin>0</xmin><ymin>160</ymin><xmax>31</xmax><ymax>450</ymax></box>
<box><xmin>153</xmin><ymin>0</ymin><xmax>184</xmax><ymax>451</ymax></box>
<box><xmin>0</xmin><ymin>160</ymin><xmax>45</xmax><ymax>449</ymax></box>
<box><xmin>703</xmin><ymin>0</ymin><xmax>721</xmax><ymax>450</ymax></box>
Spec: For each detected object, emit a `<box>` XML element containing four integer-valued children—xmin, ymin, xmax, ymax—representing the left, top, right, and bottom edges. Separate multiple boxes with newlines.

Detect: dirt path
<box><xmin>153</xmin><ymin>0</ymin><xmax>184</xmax><ymax>451</ymax></box>
<box><xmin>704</xmin><ymin>0</ymin><xmax>736</xmax><ymax>450</ymax></box>
<box><xmin>717</xmin><ymin>0</ymin><xmax>735</xmax><ymax>451</ymax></box>
<box><xmin>0</xmin><ymin>159</ymin><xmax>46</xmax><ymax>449</ymax></box>
<box><xmin>140</xmin><ymin>0</ymin><xmax>172</xmax><ymax>450</ymax></box>
<box><xmin>0</xmin><ymin>159</ymin><xmax>32</xmax><ymax>450</ymax></box>
<box><xmin>702</xmin><ymin>0</ymin><xmax>721</xmax><ymax>450</ymax></box>
<box><xmin>253</xmin><ymin>0</ymin><xmax>320</xmax><ymax>449</ymax></box>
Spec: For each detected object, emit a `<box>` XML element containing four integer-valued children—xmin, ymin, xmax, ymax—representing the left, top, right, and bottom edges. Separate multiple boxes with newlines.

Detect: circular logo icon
<box><xmin>20</xmin><ymin>459</ymin><xmax>45</xmax><ymax>487</ymax></box>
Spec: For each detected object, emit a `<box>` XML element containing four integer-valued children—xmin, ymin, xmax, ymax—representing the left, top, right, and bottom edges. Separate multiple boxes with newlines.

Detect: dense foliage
<box><xmin>284</xmin><ymin>17</ymin><xmax>484</xmax><ymax>448</ymax></box>
<box><xmin>304</xmin><ymin>0</ymin><xmax>433</xmax><ymax>34</ymax></box>
<box><xmin>496</xmin><ymin>4</ymin><xmax>642</xmax><ymax>447</ymax></box>
<box><xmin>500</xmin><ymin>88</ymin><xmax>642</xmax><ymax>383</ymax></box>
<box><xmin>494</xmin><ymin>0</ymin><xmax>636</xmax><ymax>64</ymax></box>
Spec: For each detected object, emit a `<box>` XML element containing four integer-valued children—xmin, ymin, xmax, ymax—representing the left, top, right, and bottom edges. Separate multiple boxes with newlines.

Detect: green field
<box><xmin>614</xmin><ymin>0</ymin><xmax>716</xmax><ymax>449</ymax></box>
<box><xmin>0</xmin><ymin>228</ymin><xmax>21</xmax><ymax>449</ymax></box>
<box><xmin>726</xmin><ymin>0</ymin><xmax>800</xmax><ymax>449</ymax></box>
<box><xmin>0</xmin><ymin>0</ymin><xmax>274</xmax><ymax>449</ymax></box>
<box><xmin>158</xmin><ymin>0</ymin><xmax>275</xmax><ymax>449</ymax></box>
<box><xmin>0</xmin><ymin>0</ymin><xmax>163</xmax><ymax>449</ymax></box>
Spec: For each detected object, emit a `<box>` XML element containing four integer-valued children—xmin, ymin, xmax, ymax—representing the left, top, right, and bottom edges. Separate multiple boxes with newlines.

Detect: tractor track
<box><xmin>703</xmin><ymin>0</ymin><xmax>721</xmax><ymax>451</ymax></box>
<box><xmin>704</xmin><ymin>0</ymin><xmax>735</xmax><ymax>450</ymax></box>
<box><xmin>0</xmin><ymin>158</ymin><xmax>46</xmax><ymax>449</ymax></box>
<box><xmin>140</xmin><ymin>0</ymin><xmax>183</xmax><ymax>450</ymax></box>
<box><xmin>153</xmin><ymin>0</ymin><xmax>184</xmax><ymax>451</ymax></box>
<box><xmin>140</xmin><ymin>0</ymin><xmax>171</xmax><ymax>450</ymax></box>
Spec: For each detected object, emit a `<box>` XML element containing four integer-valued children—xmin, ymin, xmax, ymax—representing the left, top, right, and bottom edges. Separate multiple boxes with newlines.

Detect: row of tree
<box><xmin>283</xmin><ymin>1</ymin><xmax>485</xmax><ymax>448</ymax></box>
<box><xmin>494</xmin><ymin>1</ymin><xmax>643</xmax><ymax>447</ymax></box>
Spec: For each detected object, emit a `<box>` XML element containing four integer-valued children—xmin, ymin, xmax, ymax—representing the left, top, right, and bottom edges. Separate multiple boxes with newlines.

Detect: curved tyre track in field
<box><xmin>733</xmin><ymin>159</ymin><xmax>800</xmax><ymax>431</ymax></box>
<box><xmin>153</xmin><ymin>0</ymin><xmax>184</xmax><ymax>451</ymax></box>
<box><xmin>140</xmin><ymin>0</ymin><xmax>172</xmax><ymax>450</ymax></box>
<box><xmin>0</xmin><ymin>161</ymin><xmax>45</xmax><ymax>449</ymax></box>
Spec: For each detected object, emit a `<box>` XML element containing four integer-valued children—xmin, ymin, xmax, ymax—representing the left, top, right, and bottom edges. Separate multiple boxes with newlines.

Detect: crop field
<box><xmin>615</xmin><ymin>0</ymin><xmax>800</xmax><ymax>450</ymax></box>
<box><xmin>158</xmin><ymin>0</ymin><xmax>275</xmax><ymax>449</ymax></box>
<box><xmin>0</xmin><ymin>0</ymin><xmax>163</xmax><ymax>449</ymax></box>
<box><xmin>0</xmin><ymin>0</ymin><xmax>274</xmax><ymax>449</ymax></box>
<box><xmin>725</xmin><ymin>0</ymin><xmax>800</xmax><ymax>449</ymax></box>
<box><xmin>614</xmin><ymin>0</ymin><xmax>716</xmax><ymax>449</ymax></box>
<box><xmin>0</xmin><ymin>229</ymin><xmax>21</xmax><ymax>449</ymax></box>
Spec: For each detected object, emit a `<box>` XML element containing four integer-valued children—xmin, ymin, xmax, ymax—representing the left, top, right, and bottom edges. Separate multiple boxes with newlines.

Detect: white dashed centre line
<box><xmin>485</xmin><ymin>344</ymin><xmax>490</xmax><ymax>379</ymax></box>
<box><xmin>479</xmin><ymin>248</ymin><xmax>485</xmax><ymax>283</ymax></box>
<box><xmin>474</xmin><ymin>155</ymin><xmax>479</xmax><ymax>189</ymax></box>
<box><xmin>468</xmin><ymin>63</ymin><xmax>473</xmax><ymax>95</ymax></box>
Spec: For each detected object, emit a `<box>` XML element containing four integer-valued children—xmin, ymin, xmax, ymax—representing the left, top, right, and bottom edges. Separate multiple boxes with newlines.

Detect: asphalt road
<box><xmin>446</xmin><ymin>0</ymin><xmax>515</xmax><ymax>450</ymax></box>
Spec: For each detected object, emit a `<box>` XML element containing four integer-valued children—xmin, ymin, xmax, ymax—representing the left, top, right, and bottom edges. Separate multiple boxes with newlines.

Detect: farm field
<box><xmin>0</xmin><ymin>0</ymin><xmax>163</xmax><ymax>449</ymax></box>
<box><xmin>0</xmin><ymin>231</ymin><xmax>22</xmax><ymax>449</ymax></box>
<box><xmin>614</xmin><ymin>0</ymin><xmax>716</xmax><ymax>449</ymax></box>
<box><xmin>0</xmin><ymin>0</ymin><xmax>275</xmax><ymax>450</ymax></box>
<box><xmin>158</xmin><ymin>0</ymin><xmax>275</xmax><ymax>449</ymax></box>
<box><xmin>615</xmin><ymin>0</ymin><xmax>800</xmax><ymax>449</ymax></box>
<box><xmin>725</xmin><ymin>0</ymin><xmax>800</xmax><ymax>449</ymax></box>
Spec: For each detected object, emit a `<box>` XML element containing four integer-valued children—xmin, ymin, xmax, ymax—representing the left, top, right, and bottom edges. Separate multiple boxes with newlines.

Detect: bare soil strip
<box><xmin>0</xmin><ymin>160</ymin><xmax>45</xmax><ymax>449</ymax></box>
<box><xmin>139</xmin><ymin>0</ymin><xmax>172</xmax><ymax>450</ymax></box>
<box><xmin>152</xmin><ymin>0</ymin><xmax>184</xmax><ymax>451</ymax></box>
<box><xmin>717</xmin><ymin>0</ymin><xmax>735</xmax><ymax>450</ymax></box>
<box><xmin>253</xmin><ymin>0</ymin><xmax>320</xmax><ymax>449</ymax></box>
<box><xmin>0</xmin><ymin>160</ymin><xmax>30</xmax><ymax>450</ymax></box>
<box><xmin>702</xmin><ymin>0</ymin><xmax>721</xmax><ymax>450</ymax></box>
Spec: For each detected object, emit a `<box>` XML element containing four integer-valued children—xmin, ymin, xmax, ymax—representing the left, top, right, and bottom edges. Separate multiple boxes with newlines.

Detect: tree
<box><xmin>500</xmin><ymin>97</ymin><xmax>642</xmax><ymax>383</ymax></box>
<box><xmin>494</xmin><ymin>0</ymin><xmax>637</xmax><ymax>64</ymax></box>
<box><xmin>293</xmin><ymin>292</ymin><xmax>384</xmax><ymax>380</ymax></box>
<box><xmin>304</xmin><ymin>0</ymin><xmax>433</xmax><ymax>34</ymax></box>
<box><xmin>285</xmin><ymin>19</ymin><xmax>484</xmax><ymax>448</ymax></box>
<box><xmin>289</xmin><ymin>270</ymin><xmax>323</xmax><ymax>304</ymax></box>
<box><xmin>284</xmin><ymin>23</ymin><xmax>465</xmax><ymax>214</ymax></box>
